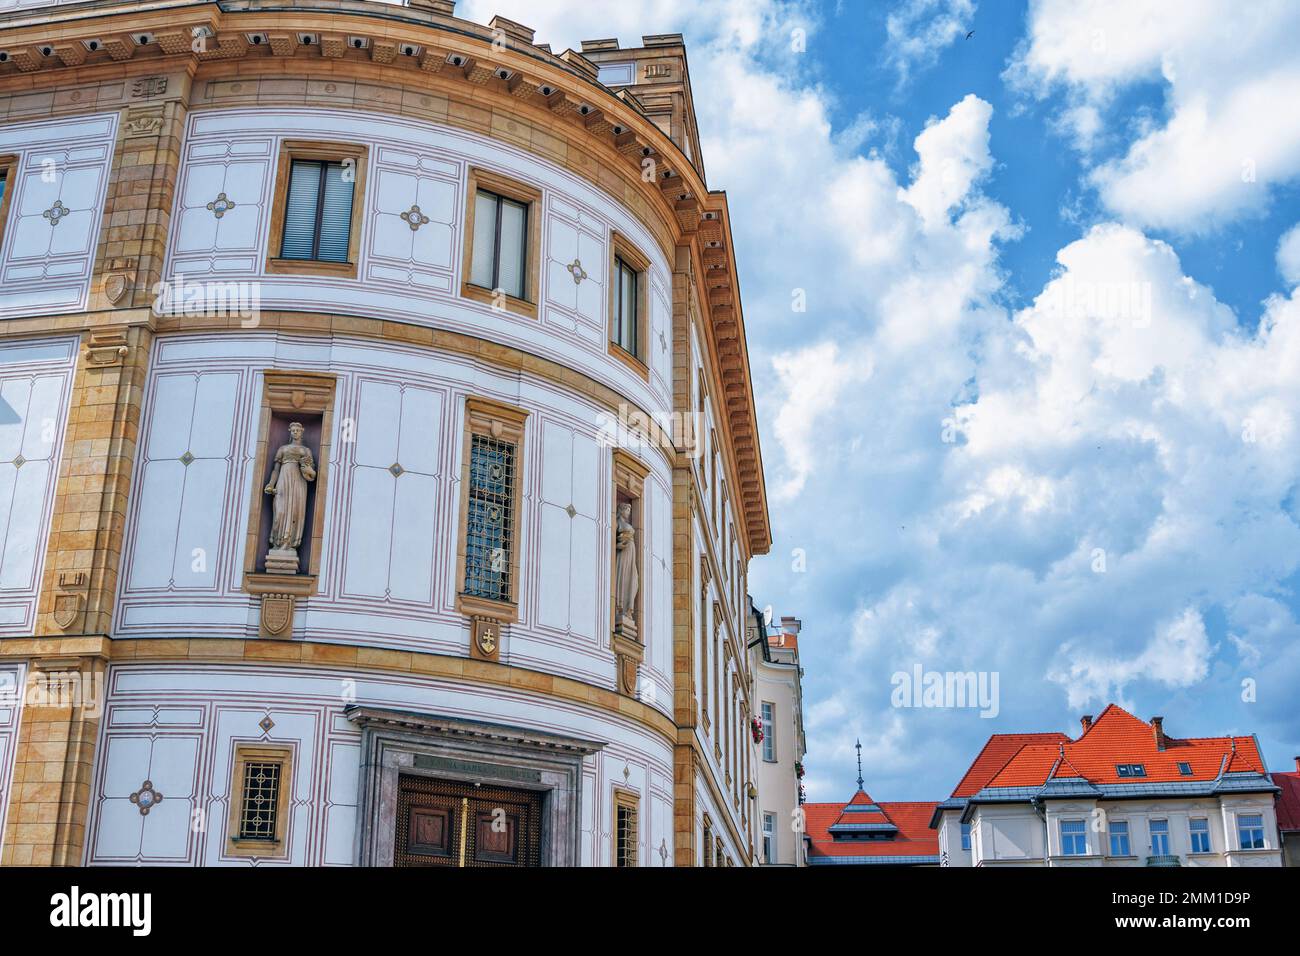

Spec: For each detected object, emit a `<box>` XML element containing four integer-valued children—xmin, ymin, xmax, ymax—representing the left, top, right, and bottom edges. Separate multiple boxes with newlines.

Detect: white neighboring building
<box><xmin>748</xmin><ymin>609</ymin><xmax>807</xmax><ymax>866</ymax></box>
<box><xmin>932</xmin><ymin>706</ymin><xmax>1282</xmax><ymax>868</ymax></box>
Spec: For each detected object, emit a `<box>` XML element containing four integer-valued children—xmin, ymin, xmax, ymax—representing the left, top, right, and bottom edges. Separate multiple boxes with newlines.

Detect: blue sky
<box><xmin>464</xmin><ymin>0</ymin><xmax>1300</xmax><ymax>801</ymax></box>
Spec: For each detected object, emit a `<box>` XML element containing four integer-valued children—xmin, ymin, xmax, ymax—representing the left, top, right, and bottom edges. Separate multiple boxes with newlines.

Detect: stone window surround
<box><xmin>607</xmin><ymin>231</ymin><xmax>650</xmax><ymax>379</ymax></box>
<box><xmin>346</xmin><ymin>705</ymin><xmax>604</xmax><ymax>867</ymax></box>
<box><xmin>226</xmin><ymin>741</ymin><xmax>295</xmax><ymax>859</ymax></box>
<box><xmin>0</xmin><ymin>154</ymin><xmax>16</xmax><ymax>255</ymax></box>
<box><xmin>454</xmin><ymin>394</ymin><xmax>530</xmax><ymax>661</ymax></box>
<box><xmin>460</xmin><ymin>166</ymin><xmax>542</xmax><ymax>320</ymax></box>
<box><xmin>266</xmin><ymin>139</ymin><xmax>369</xmax><ymax>279</ymax></box>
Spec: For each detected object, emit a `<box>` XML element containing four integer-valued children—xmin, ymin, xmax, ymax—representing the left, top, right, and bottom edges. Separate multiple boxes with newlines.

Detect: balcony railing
<box><xmin>1145</xmin><ymin>854</ymin><xmax>1181</xmax><ymax>867</ymax></box>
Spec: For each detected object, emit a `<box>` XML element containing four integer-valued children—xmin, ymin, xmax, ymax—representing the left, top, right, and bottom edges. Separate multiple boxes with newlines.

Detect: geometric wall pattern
<box><xmin>0</xmin><ymin>336</ymin><xmax>78</xmax><ymax>635</ymax></box>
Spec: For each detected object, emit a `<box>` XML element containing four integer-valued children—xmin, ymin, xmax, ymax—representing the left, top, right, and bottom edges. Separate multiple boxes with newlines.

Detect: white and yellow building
<box><xmin>0</xmin><ymin>0</ymin><xmax>769</xmax><ymax>866</ymax></box>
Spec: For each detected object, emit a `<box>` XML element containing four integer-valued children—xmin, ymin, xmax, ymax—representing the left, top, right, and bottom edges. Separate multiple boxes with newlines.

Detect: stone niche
<box><xmin>242</xmin><ymin>370</ymin><xmax>337</xmax><ymax>639</ymax></box>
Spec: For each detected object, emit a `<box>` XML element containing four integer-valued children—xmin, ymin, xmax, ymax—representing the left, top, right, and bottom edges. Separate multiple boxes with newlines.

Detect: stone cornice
<box><xmin>0</xmin><ymin>0</ymin><xmax>771</xmax><ymax>553</ymax></box>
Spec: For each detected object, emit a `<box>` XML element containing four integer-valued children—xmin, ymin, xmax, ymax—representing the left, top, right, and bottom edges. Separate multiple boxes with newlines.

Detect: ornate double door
<box><xmin>394</xmin><ymin>774</ymin><xmax>542</xmax><ymax>867</ymax></box>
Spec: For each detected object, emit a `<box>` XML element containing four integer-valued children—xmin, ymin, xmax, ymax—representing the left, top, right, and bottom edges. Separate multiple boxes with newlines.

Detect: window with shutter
<box><xmin>267</xmin><ymin>141</ymin><xmax>366</xmax><ymax>278</ymax></box>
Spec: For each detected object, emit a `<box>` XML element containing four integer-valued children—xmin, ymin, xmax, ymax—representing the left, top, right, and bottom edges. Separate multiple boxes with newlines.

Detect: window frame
<box><xmin>613</xmin><ymin>788</ymin><xmax>640</xmax><ymax>867</ymax></box>
<box><xmin>608</xmin><ymin>232</ymin><xmax>650</xmax><ymax>376</ymax></box>
<box><xmin>266</xmin><ymin>140</ymin><xmax>367</xmax><ymax>279</ymax></box>
<box><xmin>0</xmin><ymin>155</ymin><xmax>16</xmax><ymax>257</ymax></box>
<box><xmin>1149</xmin><ymin>818</ymin><xmax>1170</xmax><ymax>856</ymax></box>
<box><xmin>1237</xmin><ymin>813</ymin><xmax>1266</xmax><ymax>850</ymax></box>
<box><xmin>461</xmin><ymin>166</ymin><xmax>541</xmax><ymax>319</ymax></box>
<box><xmin>455</xmin><ymin>396</ymin><xmax>530</xmax><ymax>636</ymax></box>
<box><xmin>1108</xmin><ymin>819</ymin><xmax>1131</xmax><ymax>857</ymax></box>
<box><xmin>226</xmin><ymin>743</ymin><xmax>294</xmax><ymax>858</ymax></box>
<box><xmin>1189</xmin><ymin>817</ymin><xmax>1211</xmax><ymax>853</ymax></box>
<box><xmin>760</xmin><ymin>701</ymin><xmax>775</xmax><ymax>763</ymax></box>
<box><xmin>762</xmin><ymin>812</ymin><xmax>776</xmax><ymax>863</ymax></box>
<box><xmin>960</xmin><ymin>821</ymin><xmax>971</xmax><ymax>851</ymax></box>
<box><xmin>1059</xmin><ymin>818</ymin><xmax>1087</xmax><ymax>856</ymax></box>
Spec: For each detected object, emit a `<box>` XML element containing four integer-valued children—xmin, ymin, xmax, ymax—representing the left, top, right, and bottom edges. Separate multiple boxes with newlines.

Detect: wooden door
<box><xmin>394</xmin><ymin>774</ymin><xmax>542</xmax><ymax>867</ymax></box>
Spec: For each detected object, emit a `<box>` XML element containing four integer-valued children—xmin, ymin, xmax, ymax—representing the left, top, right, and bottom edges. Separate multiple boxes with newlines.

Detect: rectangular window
<box><xmin>960</xmin><ymin>822</ymin><xmax>971</xmax><ymax>851</ymax></box>
<box><xmin>761</xmin><ymin>701</ymin><xmax>775</xmax><ymax>762</ymax></box>
<box><xmin>464</xmin><ymin>434</ymin><xmax>515</xmax><ymax>602</ymax></box>
<box><xmin>1108</xmin><ymin>820</ymin><xmax>1130</xmax><ymax>856</ymax></box>
<box><xmin>762</xmin><ymin>812</ymin><xmax>776</xmax><ymax>863</ymax></box>
<box><xmin>280</xmin><ymin>159</ymin><xmax>355</xmax><ymax>262</ymax></box>
<box><xmin>1116</xmin><ymin>763</ymin><xmax>1147</xmax><ymax>777</ymax></box>
<box><xmin>1237</xmin><ymin>813</ymin><xmax>1265</xmax><ymax>850</ymax></box>
<box><xmin>702</xmin><ymin>819</ymin><xmax>713</xmax><ymax>867</ymax></box>
<box><xmin>470</xmin><ymin>189</ymin><xmax>528</xmax><ymax>299</ymax></box>
<box><xmin>456</xmin><ymin>397</ymin><xmax>529</xmax><ymax>639</ymax></box>
<box><xmin>608</xmin><ymin>234</ymin><xmax>650</xmax><ymax>374</ymax></box>
<box><xmin>268</xmin><ymin>141</ymin><xmax>366</xmax><ymax>278</ymax></box>
<box><xmin>1189</xmin><ymin>818</ymin><xmax>1211</xmax><ymax>853</ymax></box>
<box><xmin>614</xmin><ymin>254</ymin><xmax>640</xmax><ymax>355</ymax></box>
<box><xmin>1178</xmin><ymin>761</ymin><xmax>1193</xmax><ymax>776</ymax></box>
<box><xmin>614</xmin><ymin>791</ymin><xmax>639</xmax><ymax>867</ymax></box>
<box><xmin>1059</xmin><ymin>819</ymin><xmax>1087</xmax><ymax>856</ymax></box>
<box><xmin>227</xmin><ymin>745</ymin><xmax>292</xmax><ymax>857</ymax></box>
<box><xmin>462</xmin><ymin>168</ymin><xmax>540</xmax><ymax>318</ymax></box>
<box><xmin>1150</xmin><ymin>819</ymin><xmax>1170</xmax><ymax>856</ymax></box>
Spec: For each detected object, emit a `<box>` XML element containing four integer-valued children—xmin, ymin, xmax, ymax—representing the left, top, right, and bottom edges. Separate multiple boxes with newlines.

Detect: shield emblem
<box><xmin>104</xmin><ymin>273</ymin><xmax>129</xmax><ymax>304</ymax></box>
<box><xmin>261</xmin><ymin>595</ymin><xmax>293</xmax><ymax>636</ymax></box>
<box><xmin>53</xmin><ymin>592</ymin><xmax>82</xmax><ymax>630</ymax></box>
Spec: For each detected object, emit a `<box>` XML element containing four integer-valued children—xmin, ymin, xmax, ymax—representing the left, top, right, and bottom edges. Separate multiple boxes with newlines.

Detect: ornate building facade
<box><xmin>0</xmin><ymin>0</ymin><xmax>769</xmax><ymax>867</ymax></box>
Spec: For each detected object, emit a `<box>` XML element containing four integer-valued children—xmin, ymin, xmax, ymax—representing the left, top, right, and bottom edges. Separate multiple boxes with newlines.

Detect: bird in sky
<box><xmin>966</xmin><ymin>30</ymin><xmax>975</xmax><ymax>40</ymax></box>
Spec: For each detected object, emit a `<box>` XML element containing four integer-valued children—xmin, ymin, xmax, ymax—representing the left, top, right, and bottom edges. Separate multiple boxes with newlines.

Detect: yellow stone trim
<box><xmin>0</xmin><ymin>636</ymin><xmax>679</xmax><ymax>744</ymax></box>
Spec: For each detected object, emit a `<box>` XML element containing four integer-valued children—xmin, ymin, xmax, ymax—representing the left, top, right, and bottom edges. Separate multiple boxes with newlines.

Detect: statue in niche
<box><xmin>264</xmin><ymin>421</ymin><xmax>316</xmax><ymax>573</ymax></box>
<box><xmin>614</xmin><ymin>500</ymin><xmax>639</xmax><ymax>638</ymax></box>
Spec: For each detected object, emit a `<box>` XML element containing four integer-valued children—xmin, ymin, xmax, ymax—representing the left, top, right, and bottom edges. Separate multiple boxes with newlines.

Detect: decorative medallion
<box><xmin>43</xmin><ymin>200</ymin><xmax>70</xmax><ymax>226</ymax></box>
<box><xmin>564</xmin><ymin>503</ymin><xmax>576</xmax><ymax>518</ymax></box>
<box><xmin>11</xmin><ymin>455</ymin><xmax>25</xmax><ymax>469</ymax></box>
<box><xmin>389</xmin><ymin>463</ymin><xmax>404</xmax><ymax>477</ymax></box>
<box><xmin>259</xmin><ymin>715</ymin><xmax>275</xmax><ymax>734</ymax></box>
<box><xmin>486</xmin><ymin>504</ymin><xmax>502</xmax><ymax>525</ymax></box>
<box><xmin>399</xmin><ymin>204</ymin><xmax>430</xmax><ymax>231</ymax></box>
<box><xmin>205</xmin><ymin>192</ymin><xmax>235</xmax><ymax>219</ymax></box>
<box><xmin>565</xmin><ymin>258</ymin><xmax>588</xmax><ymax>285</ymax></box>
<box><xmin>128</xmin><ymin>780</ymin><xmax>164</xmax><ymax>816</ymax></box>
<box><xmin>658</xmin><ymin>839</ymin><xmax>669</xmax><ymax>864</ymax></box>
<box><xmin>179</xmin><ymin>451</ymin><xmax>194</xmax><ymax>466</ymax></box>
<box><xmin>658</xmin><ymin>329</ymin><xmax>668</xmax><ymax>353</ymax></box>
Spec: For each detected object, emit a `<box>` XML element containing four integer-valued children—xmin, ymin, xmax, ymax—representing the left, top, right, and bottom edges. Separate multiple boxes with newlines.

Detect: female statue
<box><xmin>614</xmin><ymin>501</ymin><xmax>638</xmax><ymax>635</ymax></box>
<box><xmin>264</xmin><ymin>421</ymin><xmax>316</xmax><ymax>569</ymax></box>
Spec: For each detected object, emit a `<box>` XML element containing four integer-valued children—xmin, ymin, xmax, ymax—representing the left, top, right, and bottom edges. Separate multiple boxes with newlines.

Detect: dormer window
<box><xmin>1115</xmin><ymin>763</ymin><xmax>1146</xmax><ymax>778</ymax></box>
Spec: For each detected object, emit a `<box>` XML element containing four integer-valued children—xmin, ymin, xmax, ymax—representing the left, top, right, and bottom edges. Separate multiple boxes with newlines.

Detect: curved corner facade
<box><xmin>0</xmin><ymin>0</ymin><xmax>769</xmax><ymax>866</ymax></box>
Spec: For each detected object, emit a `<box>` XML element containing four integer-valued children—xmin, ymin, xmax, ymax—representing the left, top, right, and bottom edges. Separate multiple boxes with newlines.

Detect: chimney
<box><xmin>1151</xmin><ymin>716</ymin><xmax>1166</xmax><ymax>751</ymax></box>
<box><xmin>1080</xmin><ymin>714</ymin><xmax>1093</xmax><ymax>734</ymax></box>
<box><xmin>1294</xmin><ymin>756</ymin><xmax>1299</xmax><ymax>773</ymax></box>
<box><xmin>780</xmin><ymin>615</ymin><xmax>802</xmax><ymax>637</ymax></box>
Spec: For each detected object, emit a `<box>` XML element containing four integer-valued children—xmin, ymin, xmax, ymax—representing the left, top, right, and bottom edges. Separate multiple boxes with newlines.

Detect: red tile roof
<box><xmin>964</xmin><ymin>705</ymin><xmax>1266</xmax><ymax>790</ymax></box>
<box><xmin>950</xmin><ymin>732</ymin><xmax>1070</xmax><ymax>797</ymax></box>
<box><xmin>1273</xmin><ymin>772</ymin><xmax>1300</xmax><ymax>832</ymax></box>
<box><xmin>805</xmin><ymin>790</ymin><xmax>940</xmax><ymax>863</ymax></box>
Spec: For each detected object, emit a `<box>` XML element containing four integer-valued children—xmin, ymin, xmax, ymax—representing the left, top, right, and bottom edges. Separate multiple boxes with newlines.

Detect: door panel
<box><xmin>395</xmin><ymin>774</ymin><xmax>542</xmax><ymax>867</ymax></box>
